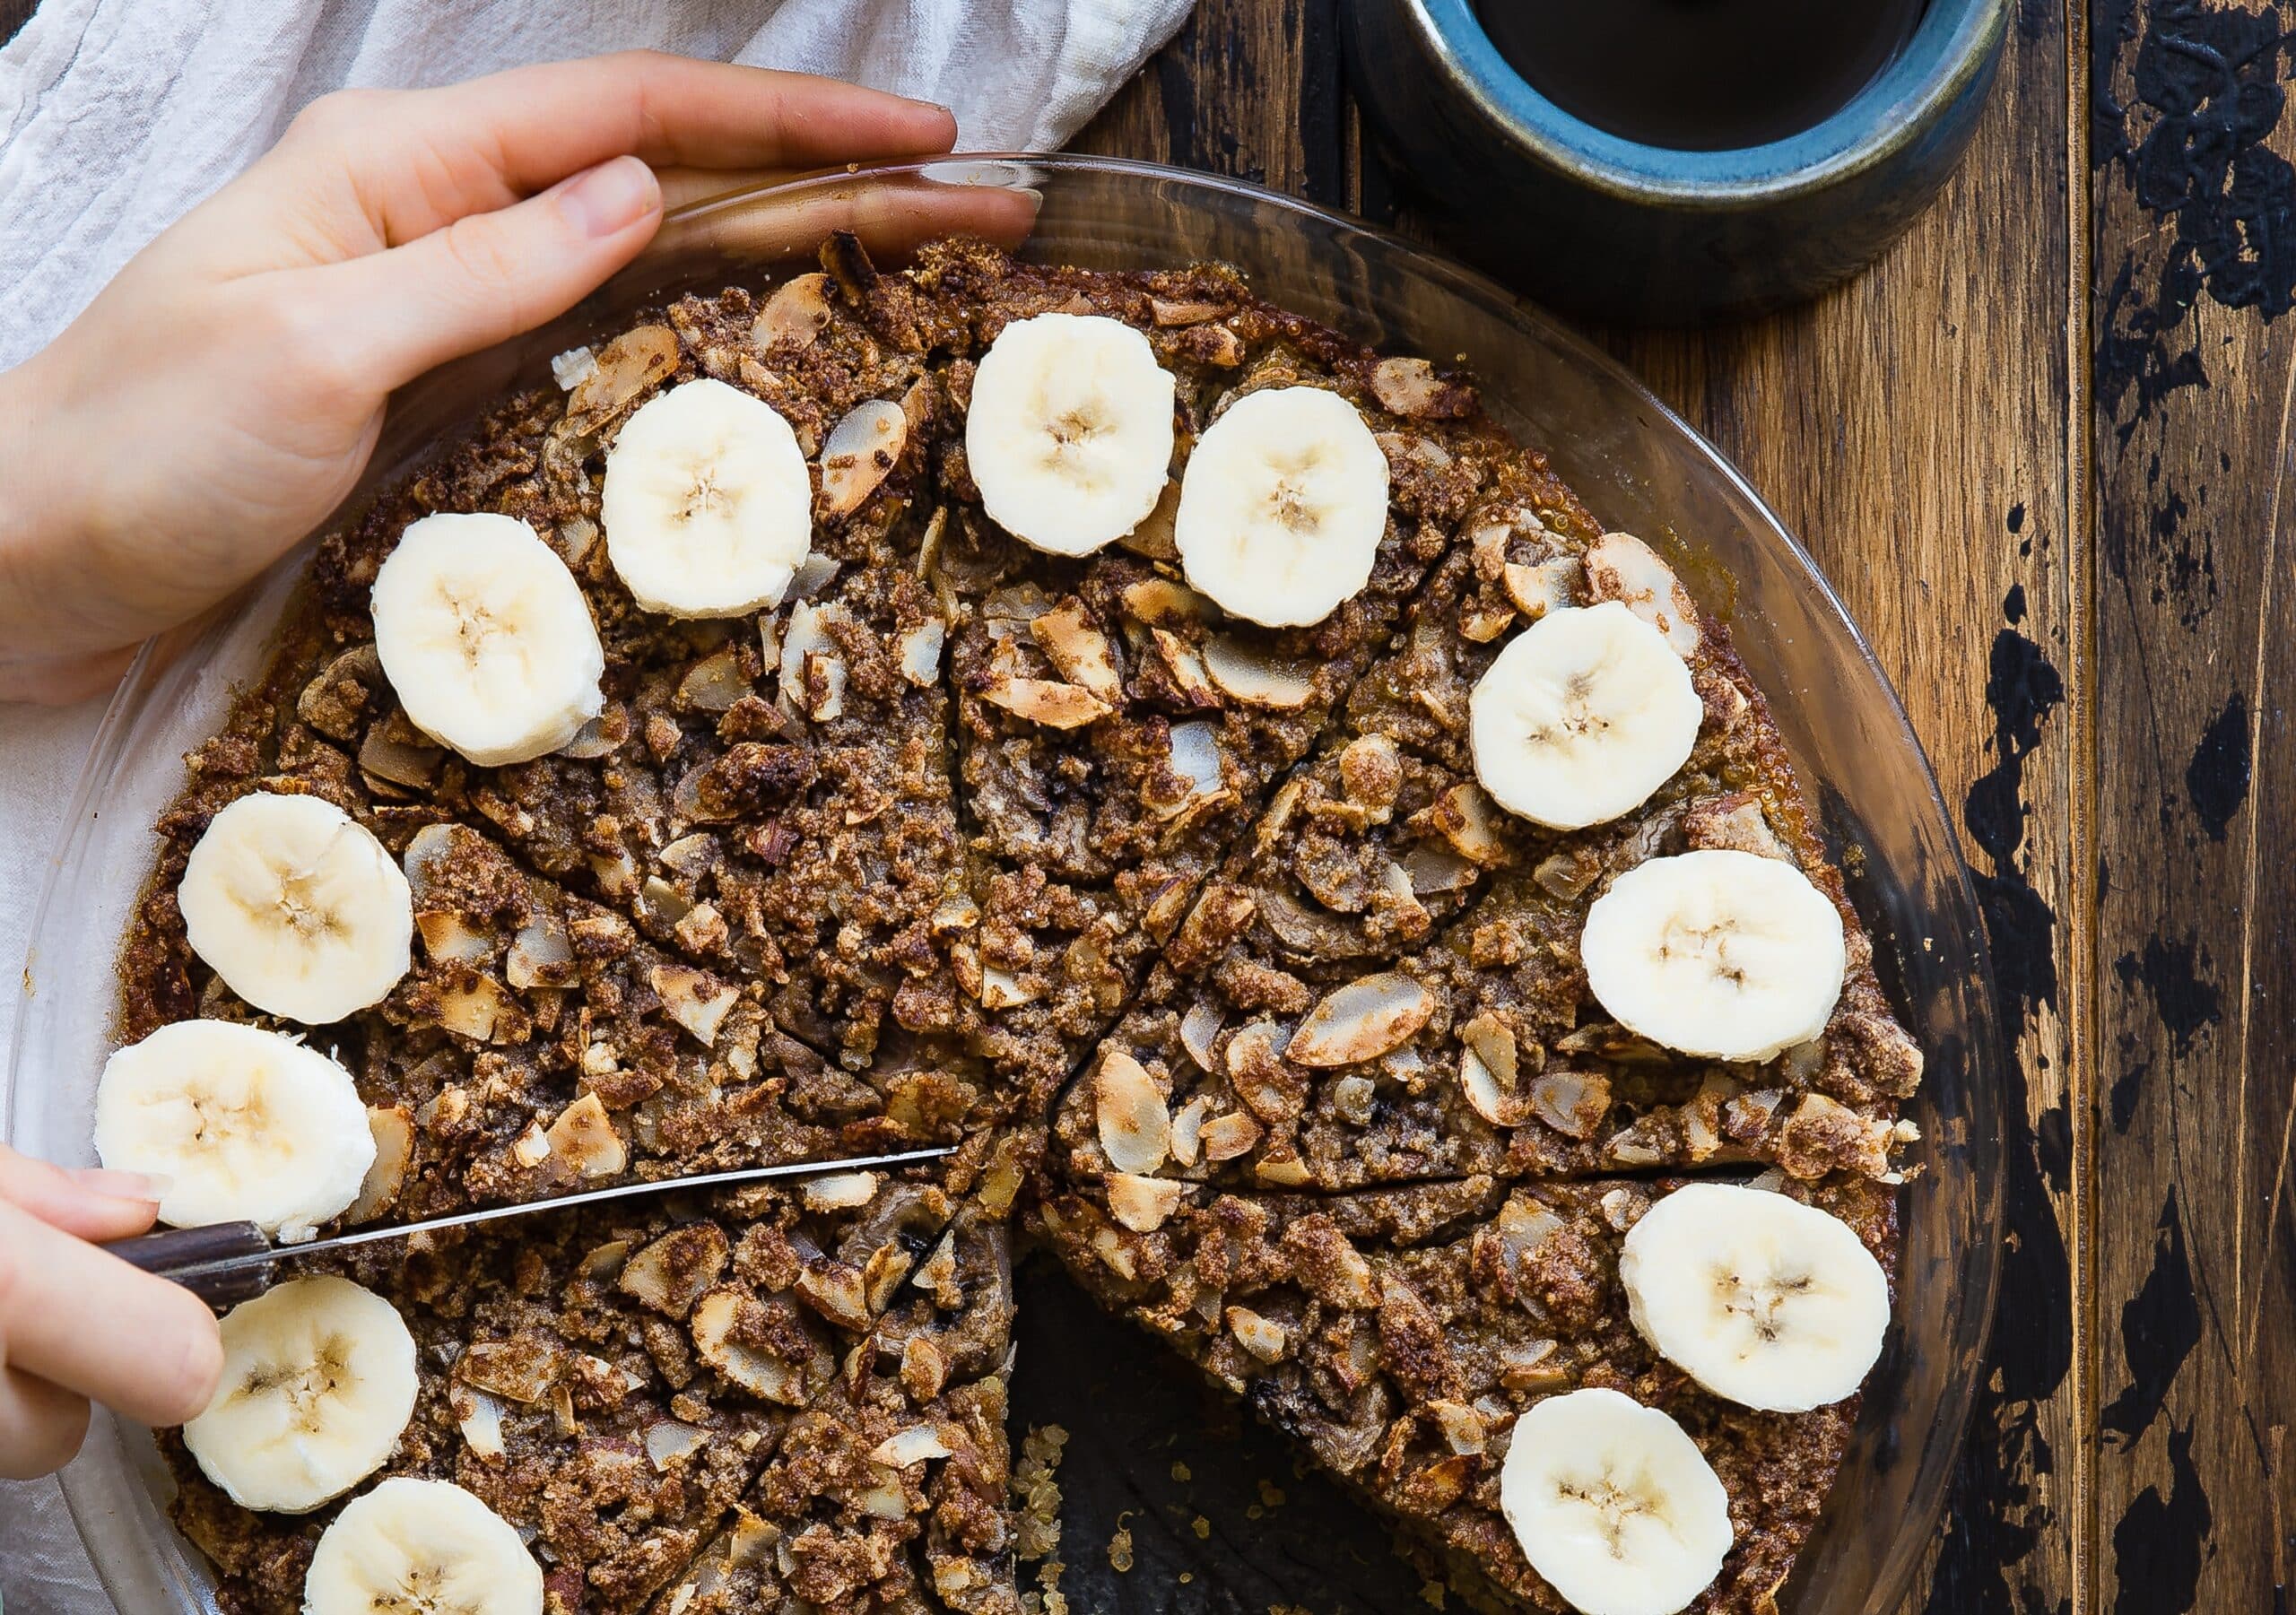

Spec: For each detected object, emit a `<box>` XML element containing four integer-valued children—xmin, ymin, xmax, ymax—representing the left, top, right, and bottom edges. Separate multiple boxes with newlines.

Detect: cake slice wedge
<box><xmin>1032</xmin><ymin>1167</ymin><xmax>1893</xmax><ymax>1615</ymax></box>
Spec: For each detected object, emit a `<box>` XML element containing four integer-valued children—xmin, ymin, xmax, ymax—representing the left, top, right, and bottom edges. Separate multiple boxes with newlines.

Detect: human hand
<box><xmin>0</xmin><ymin>53</ymin><xmax>958</xmax><ymax>703</ymax></box>
<box><xmin>0</xmin><ymin>1146</ymin><xmax>222</xmax><ymax>1478</ymax></box>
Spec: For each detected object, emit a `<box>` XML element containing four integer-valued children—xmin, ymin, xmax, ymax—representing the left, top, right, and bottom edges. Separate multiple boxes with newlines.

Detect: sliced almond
<box><xmin>618</xmin><ymin>1222</ymin><xmax>730</xmax><ymax>1318</ymax></box>
<box><xmin>452</xmin><ymin>1386</ymin><xmax>505</xmax><ymax>1460</ymax></box>
<box><xmin>345</xmin><ymin>1105</ymin><xmax>413</xmax><ymax>1224</ymax></box>
<box><xmin>1121</xmin><ymin>576</ymin><xmax>1211</xmax><ymax>627</ymax></box>
<box><xmin>754</xmin><ymin>274</ymin><xmax>832</xmax><ymax>351</ymax></box>
<box><xmin>1094</xmin><ymin>1050</ymin><xmax>1171</xmax><ymax>1175</ymax></box>
<box><xmin>1226</xmin><ymin>1306</ymin><xmax>1288</xmax><ymax>1362</ymax></box>
<box><xmin>796</xmin><ymin>1262</ymin><xmax>872</xmax><ymax>1330</ymax></box>
<box><xmin>898</xmin><ymin>620</ymin><xmax>945</xmax><ymax>686</ymax></box>
<box><xmin>1503</xmin><ymin>557</ymin><xmax>1579</xmax><ymax>621</ymax></box>
<box><xmin>1425</xmin><ymin>782</ymin><xmax>1509</xmax><ymax>865</ymax></box>
<box><xmin>1031</xmin><ymin>603</ymin><xmax>1123</xmax><ymax>701</ymax></box>
<box><xmin>690</xmin><ymin>1289</ymin><xmax>806</xmax><ymax>1403</ymax></box>
<box><xmin>1202</xmin><ymin>635</ymin><xmax>1316</xmax><ymax>708</ymax></box>
<box><xmin>437</xmin><ymin>976</ymin><xmax>505</xmax><ymax>1042</ymax></box>
<box><xmin>546</xmin><ymin>1093</ymin><xmax>627</xmax><ymax>1178</ymax></box>
<box><xmin>1460</xmin><ymin>1046</ymin><xmax>1530</xmax><ymax>1129</ymax></box>
<box><xmin>1460</xmin><ymin>602</ymin><xmax>1516</xmax><ymax>643</ymax></box>
<box><xmin>1586</xmin><ymin>532</ymin><xmax>1700</xmax><ymax>656</ymax></box>
<box><xmin>678</xmin><ymin>647</ymin><xmax>752</xmax><ymax>713</ymax></box>
<box><xmin>778</xmin><ymin>598</ymin><xmax>849</xmax><ymax>723</ymax></box>
<box><xmin>457</xmin><ymin>1341</ymin><xmax>564</xmax><ymax>1405</ymax></box>
<box><xmin>652</xmin><ymin>963</ymin><xmax>740</xmax><ymax>1046</ymax></box>
<box><xmin>1152</xmin><ymin>629</ymin><xmax>1221</xmax><ymax>704</ymax></box>
<box><xmin>1107</xmin><ymin>1172</ymin><xmax>1184</xmax><ymax>1233</ymax></box>
<box><xmin>646</xmin><ymin>1420</ymin><xmax>711</xmax><ymax>1471</ymax></box>
<box><xmin>509</xmin><ymin>1119</ymin><xmax>551</xmax><ymax>1168</ymax></box>
<box><xmin>871</xmin><ymin>1426</ymin><xmax>952</xmax><ymax>1468</ymax></box>
<box><xmin>1151</xmin><ymin>298</ymin><xmax>1228</xmax><ymax>326</ymax></box>
<box><xmin>1170</xmin><ymin>1094</ymin><xmax>1213</xmax><ymax>1167</ymax></box>
<box><xmin>506</xmin><ymin>918</ymin><xmax>575</xmax><ymax>990</ymax></box>
<box><xmin>818</xmin><ymin>399</ymin><xmax>908</xmax><ymax>517</ymax></box>
<box><xmin>979</xmin><ymin>966</ymin><xmax>1040</xmax><ymax>1009</ymax></box>
<box><xmin>1287</xmin><ymin>972</ymin><xmax>1434</xmax><ymax>1066</ymax></box>
<box><xmin>1529</xmin><ymin>1070</ymin><xmax>1613</xmax><ymax>1138</ymax></box>
<box><xmin>1460</xmin><ymin>1012</ymin><xmax>1518</xmax><ymax>1090</ymax></box>
<box><xmin>801</xmin><ymin>1171</ymin><xmax>880</xmax><ymax>1212</ymax></box>
<box><xmin>1165</xmin><ymin>721</ymin><xmax>1226</xmax><ymax>803</ymax></box>
<box><xmin>983</xmin><ymin>673</ymin><xmax>1110</xmax><ymax>729</ymax></box>
<box><xmin>568</xmin><ymin>324</ymin><xmax>679</xmax><ymax>430</ymax></box>
<box><xmin>1198</xmin><ymin>1110</ymin><xmax>1263</xmax><ymax>1162</ymax></box>
<box><xmin>1370</xmin><ymin>356</ymin><xmax>1446</xmax><ymax>416</ymax></box>
<box><xmin>1118</xmin><ymin>479</ymin><xmax>1183</xmax><ymax>561</ymax></box>
<box><xmin>1178</xmin><ymin>1003</ymin><xmax>1224</xmax><ymax>1072</ymax></box>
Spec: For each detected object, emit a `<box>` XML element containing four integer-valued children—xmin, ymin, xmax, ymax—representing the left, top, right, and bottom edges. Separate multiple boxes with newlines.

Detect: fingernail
<box><xmin>72</xmin><ymin>1167</ymin><xmax>168</xmax><ymax>1201</ymax></box>
<box><xmin>558</xmin><ymin>155</ymin><xmax>660</xmax><ymax>239</ymax></box>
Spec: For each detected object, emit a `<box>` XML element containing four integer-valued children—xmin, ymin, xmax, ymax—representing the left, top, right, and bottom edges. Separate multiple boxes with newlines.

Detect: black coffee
<box><xmin>1473</xmin><ymin>0</ymin><xmax>1927</xmax><ymax>152</ymax></box>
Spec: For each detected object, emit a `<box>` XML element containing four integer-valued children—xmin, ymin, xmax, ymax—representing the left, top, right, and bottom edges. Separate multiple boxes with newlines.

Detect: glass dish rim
<box><xmin>7</xmin><ymin>150</ymin><xmax>2006</xmax><ymax>1615</ymax></box>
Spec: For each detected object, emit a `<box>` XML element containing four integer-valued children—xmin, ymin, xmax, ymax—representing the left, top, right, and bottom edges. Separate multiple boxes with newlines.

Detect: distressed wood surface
<box><xmin>1078</xmin><ymin>0</ymin><xmax>2108</xmax><ymax>1611</ymax></box>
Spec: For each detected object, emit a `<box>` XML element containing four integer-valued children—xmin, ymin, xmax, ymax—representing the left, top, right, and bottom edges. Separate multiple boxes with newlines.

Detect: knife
<box><xmin>104</xmin><ymin>1147</ymin><xmax>956</xmax><ymax>1310</ymax></box>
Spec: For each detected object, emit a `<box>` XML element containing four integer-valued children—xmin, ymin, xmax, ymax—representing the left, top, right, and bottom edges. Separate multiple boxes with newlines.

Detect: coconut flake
<box><xmin>551</xmin><ymin>346</ymin><xmax>597</xmax><ymax>391</ymax></box>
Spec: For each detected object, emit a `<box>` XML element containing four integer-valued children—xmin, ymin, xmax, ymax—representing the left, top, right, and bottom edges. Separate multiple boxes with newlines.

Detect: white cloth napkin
<box><xmin>0</xmin><ymin>1</ymin><xmax>1189</xmax><ymax>1605</ymax></box>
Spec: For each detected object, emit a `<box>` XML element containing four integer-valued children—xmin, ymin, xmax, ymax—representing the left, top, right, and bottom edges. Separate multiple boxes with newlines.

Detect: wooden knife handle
<box><xmin>105</xmin><ymin>1221</ymin><xmax>276</xmax><ymax>1311</ymax></box>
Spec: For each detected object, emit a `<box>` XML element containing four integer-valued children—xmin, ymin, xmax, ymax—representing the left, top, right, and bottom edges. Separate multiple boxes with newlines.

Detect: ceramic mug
<box><xmin>1344</xmin><ymin>0</ymin><xmax>2010</xmax><ymax>324</ymax></box>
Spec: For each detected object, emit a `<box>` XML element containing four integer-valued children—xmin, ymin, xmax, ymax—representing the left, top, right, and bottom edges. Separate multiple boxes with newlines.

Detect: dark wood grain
<box><xmin>1078</xmin><ymin>4</ymin><xmax>2095</xmax><ymax>1613</ymax></box>
<box><xmin>0</xmin><ymin>0</ymin><xmax>34</xmax><ymax>45</ymax></box>
<box><xmin>2088</xmin><ymin>4</ymin><xmax>2296</xmax><ymax>1613</ymax></box>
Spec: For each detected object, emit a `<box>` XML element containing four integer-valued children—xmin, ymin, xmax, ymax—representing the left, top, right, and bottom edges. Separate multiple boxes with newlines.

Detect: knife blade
<box><xmin>105</xmin><ymin>1146</ymin><xmax>956</xmax><ymax>1309</ymax></box>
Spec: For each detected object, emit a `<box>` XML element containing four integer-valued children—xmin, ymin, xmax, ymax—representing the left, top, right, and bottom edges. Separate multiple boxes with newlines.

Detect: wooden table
<box><xmin>1077</xmin><ymin>2</ymin><xmax>2291</xmax><ymax>1611</ymax></box>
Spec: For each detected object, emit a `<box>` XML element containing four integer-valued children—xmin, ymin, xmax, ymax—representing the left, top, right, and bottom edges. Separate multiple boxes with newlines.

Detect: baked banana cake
<box><xmin>97</xmin><ymin>233</ymin><xmax>1924</xmax><ymax>1615</ymax></box>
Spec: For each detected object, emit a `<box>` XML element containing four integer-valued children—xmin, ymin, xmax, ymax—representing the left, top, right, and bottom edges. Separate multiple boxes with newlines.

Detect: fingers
<box><xmin>311</xmin><ymin>154</ymin><xmax>664</xmax><ymax>388</ymax></box>
<box><xmin>288</xmin><ymin>55</ymin><xmax>957</xmax><ymax>247</ymax></box>
<box><xmin>0</xmin><ymin>1367</ymin><xmax>90</xmax><ymax>1481</ymax></box>
<box><xmin>0</xmin><ymin>1144</ymin><xmax>162</xmax><ymax>1242</ymax></box>
<box><xmin>0</xmin><ymin>1202</ymin><xmax>223</xmax><ymax>1428</ymax></box>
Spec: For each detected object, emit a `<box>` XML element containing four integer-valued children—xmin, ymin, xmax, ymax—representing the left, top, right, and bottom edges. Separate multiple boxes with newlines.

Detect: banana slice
<box><xmin>1499</xmin><ymin>1387</ymin><xmax>1732</xmax><ymax>1615</ymax></box>
<box><xmin>370</xmin><ymin>512</ymin><xmax>606</xmax><ymax>767</ymax></box>
<box><xmin>177</xmin><ymin>791</ymin><xmax>413</xmax><ymax>1024</ymax></box>
<box><xmin>304</xmin><ymin>1477</ymin><xmax>543</xmax><ymax>1615</ymax></box>
<box><xmin>1469</xmin><ymin>603</ymin><xmax>1703</xmax><ymax>829</ymax></box>
<box><xmin>94</xmin><ymin>1020</ymin><xmax>375</xmax><ymax>1240</ymax></box>
<box><xmin>967</xmin><ymin>312</ymin><xmax>1177</xmax><ymax>556</ymax></box>
<box><xmin>1620</xmin><ymin>1183</ymin><xmax>1891</xmax><ymax>1412</ymax></box>
<box><xmin>1580</xmin><ymin>849</ymin><xmax>1846</xmax><ymax>1063</ymax></box>
<box><xmin>181</xmin><ymin>1277</ymin><xmax>417</xmax><ymax>1513</ymax></box>
<box><xmin>1174</xmin><ymin>386</ymin><xmax>1389</xmax><ymax>628</ymax></box>
<box><xmin>602</xmin><ymin>378</ymin><xmax>813</xmax><ymax>617</ymax></box>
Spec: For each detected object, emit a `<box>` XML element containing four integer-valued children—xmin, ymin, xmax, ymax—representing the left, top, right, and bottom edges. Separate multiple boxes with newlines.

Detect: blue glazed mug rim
<box><xmin>1415</xmin><ymin>0</ymin><xmax>2009</xmax><ymax>204</ymax></box>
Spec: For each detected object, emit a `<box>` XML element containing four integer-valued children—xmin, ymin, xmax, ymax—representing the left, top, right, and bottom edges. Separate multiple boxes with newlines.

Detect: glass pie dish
<box><xmin>2</xmin><ymin>154</ymin><xmax>2004</xmax><ymax>1615</ymax></box>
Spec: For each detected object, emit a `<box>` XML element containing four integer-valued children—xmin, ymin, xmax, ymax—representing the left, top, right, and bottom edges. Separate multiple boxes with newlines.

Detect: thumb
<box><xmin>317</xmin><ymin>154</ymin><xmax>663</xmax><ymax>388</ymax></box>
